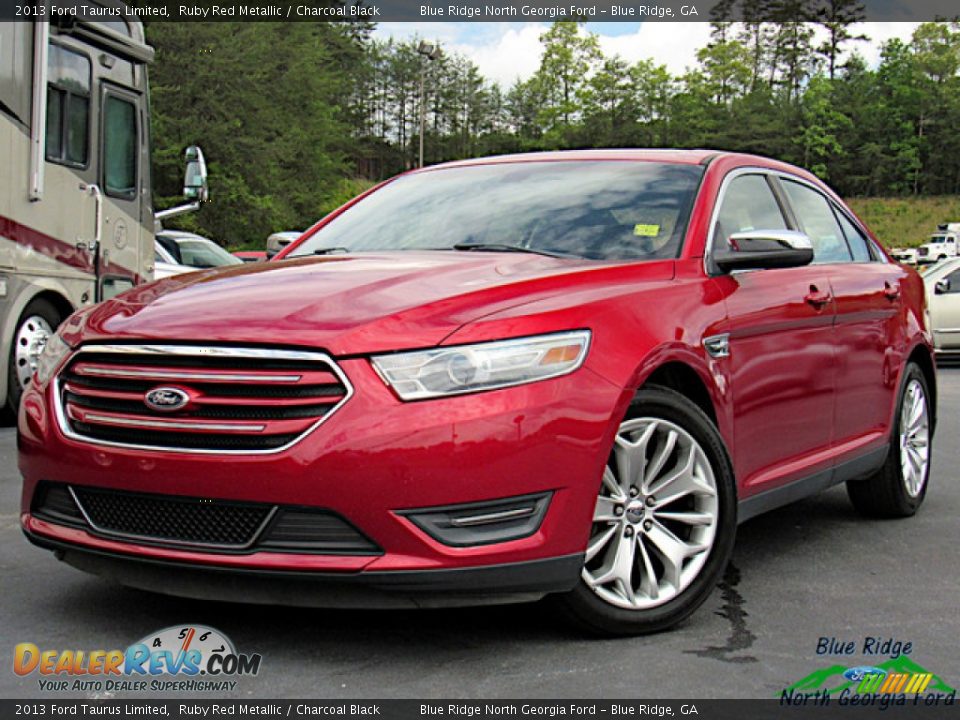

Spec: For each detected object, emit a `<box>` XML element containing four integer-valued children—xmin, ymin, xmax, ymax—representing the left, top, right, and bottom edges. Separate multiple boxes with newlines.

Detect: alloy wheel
<box><xmin>14</xmin><ymin>315</ymin><xmax>53</xmax><ymax>390</ymax></box>
<box><xmin>583</xmin><ymin>417</ymin><xmax>719</xmax><ymax>610</ymax></box>
<box><xmin>899</xmin><ymin>379</ymin><xmax>929</xmax><ymax>498</ymax></box>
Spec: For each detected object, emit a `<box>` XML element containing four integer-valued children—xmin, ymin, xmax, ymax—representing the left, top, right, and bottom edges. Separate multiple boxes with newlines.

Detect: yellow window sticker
<box><xmin>633</xmin><ymin>224</ymin><xmax>660</xmax><ymax>237</ymax></box>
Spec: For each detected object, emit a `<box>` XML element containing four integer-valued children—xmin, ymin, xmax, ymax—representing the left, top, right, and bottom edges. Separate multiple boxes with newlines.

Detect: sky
<box><xmin>374</xmin><ymin>22</ymin><xmax>922</xmax><ymax>88</ymax></box>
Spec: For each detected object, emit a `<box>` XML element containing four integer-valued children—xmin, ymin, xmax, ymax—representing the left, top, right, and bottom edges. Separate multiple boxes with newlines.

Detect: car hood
<box><xmin>77</xmin><ymin>252</ymin><xmax>674</xmax><ymax>354</ymax></box>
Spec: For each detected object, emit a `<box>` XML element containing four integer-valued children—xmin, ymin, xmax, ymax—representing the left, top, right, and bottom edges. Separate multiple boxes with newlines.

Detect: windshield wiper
<box><xmin>309</xmin><ymin>247</ymin><xmax>350</xmax><ymax>255</ymax></box>
<box><xmin>451</xmin><ymin>242</ymin><xmax>576</xmax><ymax>259</ymax></box>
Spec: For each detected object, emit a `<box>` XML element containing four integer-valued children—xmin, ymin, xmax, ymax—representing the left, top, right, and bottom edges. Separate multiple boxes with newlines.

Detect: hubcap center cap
<box><xmin>625</xmin><ymin>501</ymin><xmax>646</xmax><ymax>524</ymax></box>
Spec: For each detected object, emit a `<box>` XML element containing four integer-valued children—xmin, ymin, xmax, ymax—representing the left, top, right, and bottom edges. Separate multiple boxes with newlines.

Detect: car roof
<box><xmin>157</xmin><ymin>230</ymin><xmax>212</xmax><ymax>244</ymax></box>
<box><xmin>415</xmin><ymin>149</ymin><xmax>819</xmax><ymax>181</ymax></box>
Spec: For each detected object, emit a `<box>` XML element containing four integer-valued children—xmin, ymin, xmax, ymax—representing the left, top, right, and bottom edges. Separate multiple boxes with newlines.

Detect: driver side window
<box><xmin>714</xmin><ymin>174</ymin><xmax>787</xmax><ymax>248</ymax></box>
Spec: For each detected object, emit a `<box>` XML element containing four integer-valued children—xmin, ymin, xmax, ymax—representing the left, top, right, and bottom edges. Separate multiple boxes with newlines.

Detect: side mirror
<box><xmin>713</xmin><ymin>230</ymin><xmax>814</xmax><ymax>273</ymax></box>
<box><xmin>183</xmin><ymin>145</ymin><xmax>209</xmax><ymax>202</ymax></box>
<box><xmin>935</xmin><ymin>279</ymin><xmax>950</xmax><ymax>295</ymax></box>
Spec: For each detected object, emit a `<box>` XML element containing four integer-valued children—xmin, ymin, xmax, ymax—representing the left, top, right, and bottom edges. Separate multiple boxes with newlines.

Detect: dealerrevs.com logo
<box><xmin>13</xmin><ymin>625</ymin><xmax>262</xmax><ymax>693</ymax></box>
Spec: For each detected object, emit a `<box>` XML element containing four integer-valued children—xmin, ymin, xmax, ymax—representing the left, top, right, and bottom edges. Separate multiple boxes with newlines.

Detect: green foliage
<box><xmin>148</xmin><ymin>22</ymin><xmax>360</xmax><ymax>246</ymax></box>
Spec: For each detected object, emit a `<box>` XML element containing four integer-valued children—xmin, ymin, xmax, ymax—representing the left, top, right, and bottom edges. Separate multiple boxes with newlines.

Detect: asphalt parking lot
<box><xmin>1</xmin><ymin>370</ymin><xmax>958</xmax><ymax>700</ymax></box>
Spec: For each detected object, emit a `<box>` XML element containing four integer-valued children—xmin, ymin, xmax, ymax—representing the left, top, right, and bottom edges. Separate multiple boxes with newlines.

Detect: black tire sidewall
<box><xmin>559</xmin><ymin>385</ymin><xmax>737</xmax><ymax>636</ymax></box>
<box><xmin>6</xmin><ymin>298</ymin><xmax>62</xmax><ymax>413</ymax></box>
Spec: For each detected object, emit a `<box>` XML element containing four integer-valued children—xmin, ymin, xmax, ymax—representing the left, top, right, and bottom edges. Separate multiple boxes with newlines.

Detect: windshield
<box><xmin>930</xmin><ymin>235</ymin><xmax>951</xmax><ymax>243</ymax></box>
<box><xmin>288</xmin><ymin>161</ymin><xmax>704</xmax><ymax>261</ymax></box>
<box><xmin>176</xmin><ymin>239</ymin><xmax>243</xmax><ymax>268</ymax></box>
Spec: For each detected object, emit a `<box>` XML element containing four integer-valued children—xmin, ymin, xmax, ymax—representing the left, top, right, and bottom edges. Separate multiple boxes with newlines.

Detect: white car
<box><xmin>157</xmin><ymin>230</ymin><xmax>243</xmax><ymax>268</ymax></box>
<box><xmin>890</xmin><ymin>247</ymin><xmax>918</xmax><ymax>265</ymax></box>
<box><xmin>923</xmin><ymin>256</ymin><xmax>960</xmax><ymax>358</ymax></box>
<box><xmin>154</xmin><ymin>242</ymin><xmax>190</xmax><ymax>279</ymax></box>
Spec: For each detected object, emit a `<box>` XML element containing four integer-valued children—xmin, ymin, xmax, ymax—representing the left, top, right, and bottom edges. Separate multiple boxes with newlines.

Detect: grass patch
<box><xmin>846</xmin><ymin>196</ymin><xmax>960</xmax><ymax>248</ymax></box>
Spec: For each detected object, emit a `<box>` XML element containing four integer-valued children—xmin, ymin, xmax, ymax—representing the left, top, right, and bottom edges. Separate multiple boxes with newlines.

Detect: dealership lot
<box><xmin>2</xmin><ymin>370</ymin><xmax>958</xmax><ymax>700</ymax></box>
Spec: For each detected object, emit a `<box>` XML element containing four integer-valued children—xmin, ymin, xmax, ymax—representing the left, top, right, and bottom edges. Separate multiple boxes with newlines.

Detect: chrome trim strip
<box><xmin>77</xmin><ymin>367</ymin><xmax>302</xmax><ymax>383</ymax></box>
<box><xmin>77</xmin><ymin>412</ymin><xmax>267</xmax><ymax>433</ymax></box>
<box><xmin>450</xmin><ymin>506</ymin><xmax>537</xmax><ymax>527</ymax></box>
<box><xmin>67</xmin><ymin>486</ymin><xmax>278</xmax><ymax>551</ymax></box>
<box><xmin>54</xmin><ymin>345</ymin><xmax>355</xmax><ymax>456</ymax></box>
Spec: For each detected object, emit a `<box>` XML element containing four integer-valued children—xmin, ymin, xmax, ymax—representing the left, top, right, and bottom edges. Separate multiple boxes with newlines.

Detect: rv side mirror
<box><xmin>935</xmin><ymin>279</ymin><xmax>950</xmax><ymax>295</ymax></box>
<box><xmin>183</xmin><ymin>145</ymin><xmax>209</xmax><ymax>202</ymax></box>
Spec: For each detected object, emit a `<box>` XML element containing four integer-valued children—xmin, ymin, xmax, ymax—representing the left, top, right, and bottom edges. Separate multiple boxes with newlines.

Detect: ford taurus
<box><xmin>19</xmin><ymin>150</ymin><xmax>935</xmax><ymax>635</ymax></box>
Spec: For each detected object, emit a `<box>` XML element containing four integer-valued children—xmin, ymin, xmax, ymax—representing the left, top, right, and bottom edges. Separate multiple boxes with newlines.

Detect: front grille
<box><xmin>33</xmin><ymin>482</ymin><xmax>381</xmax><ymax>554</ymax></box>
<box><xmin>73</xmin><ymin>486</ymin><xmax>273</xmax><ymax>548</ymax></box>
<box><xmin>56</xmin><ymin>345</ymin><xmax>351</xmax><ymax>453</ymax></box>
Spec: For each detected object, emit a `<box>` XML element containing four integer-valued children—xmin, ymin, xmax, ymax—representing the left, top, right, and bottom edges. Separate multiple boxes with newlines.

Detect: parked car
<box><xmin>156</xmin><ymin>230</ymin><xmax>243</xmax><ymax>270</ymax></box>
<box><xmin>153</xmin><ymin>242</ymin><xmax>191</xmax><ymax>280</ymax></box>
<box><xmin>266</xmin><ymin>231</ymin><xmax>301</xmax><ymax>259</ymax></box>
<box><xmin>20</xmin><ymin>150</ymin><xmax>935</xmax><ymax>636</ymax></box>
<box><xmin>923</xmin><ymin>256</ymin><xmax>960</xmax><ymax>359</ymax></box>
<box><xmin>890</xmin><ymin>247</ymin><xmax>918</xmax><ymax>265</ymax></box>
<box><xmin>233</xmin><ymin>251</ymin><xmax>267</xmax><ymax>263</ymax></box>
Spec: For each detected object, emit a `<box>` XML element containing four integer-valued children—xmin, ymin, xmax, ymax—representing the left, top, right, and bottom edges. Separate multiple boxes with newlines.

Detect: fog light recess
<box><xmin>401</xmin><ymin>492</ymin><xmax>552</xmax><ymax>547</ymax></box>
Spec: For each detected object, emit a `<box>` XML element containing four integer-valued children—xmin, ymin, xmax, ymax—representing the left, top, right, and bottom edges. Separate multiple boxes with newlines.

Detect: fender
<box><xmin>887</xmin><ymin>337</ymin><xmax>937</xmax><ymax>438</ymax></box>
<box><xmin>612</xmin><ymin>342</ymin><xmax>733</xmax><ymax>453</ymax></box>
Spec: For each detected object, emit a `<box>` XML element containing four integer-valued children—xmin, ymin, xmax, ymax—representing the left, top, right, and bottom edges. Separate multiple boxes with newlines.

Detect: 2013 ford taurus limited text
<box><xmin>18</xmin><ymin>150</ymin><xmax>935</xmax><ymax>635</ymax></box>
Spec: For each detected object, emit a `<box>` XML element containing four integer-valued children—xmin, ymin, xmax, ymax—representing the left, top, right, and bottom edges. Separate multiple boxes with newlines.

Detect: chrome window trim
<box><xmin>702</xmin><ymin>166</ymin><xmax>784</xmax><ymax>277</ymax></box>
<box><xmin>53</xmin><ymin>344</ymin><xmax>354</xmax><ymax>456</ymax></box>
<box><xmin>67</xmin><ymin>486</ymin><xmax>278</xmax><ymax>551</ymax></box>
<box><xmin>703</xmin><ymin>167</ymin><xmax>888</xmax><ymax>276</ymax></box>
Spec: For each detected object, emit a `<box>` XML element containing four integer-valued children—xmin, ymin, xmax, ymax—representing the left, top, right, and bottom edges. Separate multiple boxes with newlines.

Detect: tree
<box><xmin>533</xmin><ymin>21</ymin><xmax>603</xmax><ymax>137</ymax></box>
<box><xmin>811</xmin><ymin>0</ymin><xmax>868</xmax><ymax>79</ymax></box>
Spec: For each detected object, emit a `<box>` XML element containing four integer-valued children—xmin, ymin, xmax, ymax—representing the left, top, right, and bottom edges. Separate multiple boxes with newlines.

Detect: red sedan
<box><xmin>18</xmin><ymin>150</ymin><xmax>935</xmax><ymax>635</ymax></box>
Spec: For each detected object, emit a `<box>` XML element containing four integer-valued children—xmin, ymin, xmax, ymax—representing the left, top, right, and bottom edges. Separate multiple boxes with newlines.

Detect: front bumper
<box><xmin>24</xmin><ymin>530</ymin><xmax>583</xmax><ymax>608</ymax></box>
<box><xmin>19</xmin><ymin>355</ymin><xmax>622</xmax><ymax>602</ymax></box>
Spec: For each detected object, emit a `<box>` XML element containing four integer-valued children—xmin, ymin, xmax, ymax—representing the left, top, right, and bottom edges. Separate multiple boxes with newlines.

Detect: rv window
<box><xmin>45</xmin><ymin>45</ymin><xmax>90</xmax><ymax>167</ymax></box>
<box><xmin>102</xmin><ymin>95</ymin><xmax>137</xmax><ymax>198</ymax></box>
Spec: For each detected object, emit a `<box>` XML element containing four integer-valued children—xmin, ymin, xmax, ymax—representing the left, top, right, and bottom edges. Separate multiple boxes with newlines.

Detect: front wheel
<box><xmin>554</xmin><ymin>385</ymin><xmax>737</xmax><ymax>636</ymax></box>
<box><xmin>6</xmin><ymin>298</ymin><xmax>62</xmax><ymax>415</ymax></box>
<box><xmin>847</xmin><ymin>363</ymin><xmax>932</xmax><ymax>518</ymax></box>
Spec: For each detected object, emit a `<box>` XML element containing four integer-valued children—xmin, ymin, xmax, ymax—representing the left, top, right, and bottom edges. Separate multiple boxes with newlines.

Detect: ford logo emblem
<box><xmin>144</xmin><ymin>387</ymin><xmax>190</xmax><ymax>412</ymax></box>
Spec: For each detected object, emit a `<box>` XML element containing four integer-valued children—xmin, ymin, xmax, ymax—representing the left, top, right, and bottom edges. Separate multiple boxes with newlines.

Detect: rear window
<box><xmin>289</xmin><ymin>161</ymin><xmax>705</xmax><ymax>261</ymax></box>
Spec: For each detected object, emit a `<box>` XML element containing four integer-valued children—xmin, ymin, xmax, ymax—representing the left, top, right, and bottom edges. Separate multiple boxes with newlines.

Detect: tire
<box><xmin>847</xmin><ymin>362</ymin><xmax>932</xmax><ymax>518</ymax></box>
<box><xmin>553</xmin><ymin>385</ymin><xmax>737</xmax><ymax>636</ymax></box>
<box><xmin>6</xmin><ymin>298</ymin><xmax>62</xmax><ymax>415</ymax></box>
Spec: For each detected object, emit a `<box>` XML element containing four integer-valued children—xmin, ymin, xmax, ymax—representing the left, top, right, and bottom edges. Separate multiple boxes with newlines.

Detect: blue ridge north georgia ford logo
<box><xmin>144</xmin><ymin>387</ymin><xmax>190</xmax><ymax>412</ymax></box>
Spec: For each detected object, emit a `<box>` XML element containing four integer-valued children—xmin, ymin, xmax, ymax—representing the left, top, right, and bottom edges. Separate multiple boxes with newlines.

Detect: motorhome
<box><xmin>0</xmin><ymin>11</ymin><xmax>206</xmax><ymax>412</ymax></box>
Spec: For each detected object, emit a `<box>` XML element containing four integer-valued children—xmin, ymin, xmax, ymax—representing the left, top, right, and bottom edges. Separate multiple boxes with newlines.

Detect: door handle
<box><xmin>884</xmin><ymin>282</ymin><xmax>901</xmax><ymax>301</ymax></box>
<box><xmin>805</xmin><ymin>285</ymin><xmax>832</xmax><ymax>308</ymax></box>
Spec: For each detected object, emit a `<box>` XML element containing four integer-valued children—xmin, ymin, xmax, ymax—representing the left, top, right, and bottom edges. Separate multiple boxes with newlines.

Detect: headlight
<box><xmin>34</xmin><ymin>330</ymin><xmax>72</xmax><ymax>385</ymax></box>
<box><xmin>371</xmin><ymin>330</ymin><xmax>591</xmax><ymax>401</ymax></box>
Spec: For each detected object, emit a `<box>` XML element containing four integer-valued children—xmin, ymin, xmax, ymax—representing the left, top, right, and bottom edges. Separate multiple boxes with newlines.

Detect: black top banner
<box><xmin>2</xmin><ymin>0</ymin><xmax>959</xmax><ymax>22</ymax></box>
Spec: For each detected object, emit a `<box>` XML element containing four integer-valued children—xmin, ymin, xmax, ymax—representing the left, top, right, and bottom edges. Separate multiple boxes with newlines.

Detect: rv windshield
<box><xmin>288</xmin><ymin>161</ymin><xmax>704</xmax><ymax>262</ymax></box>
